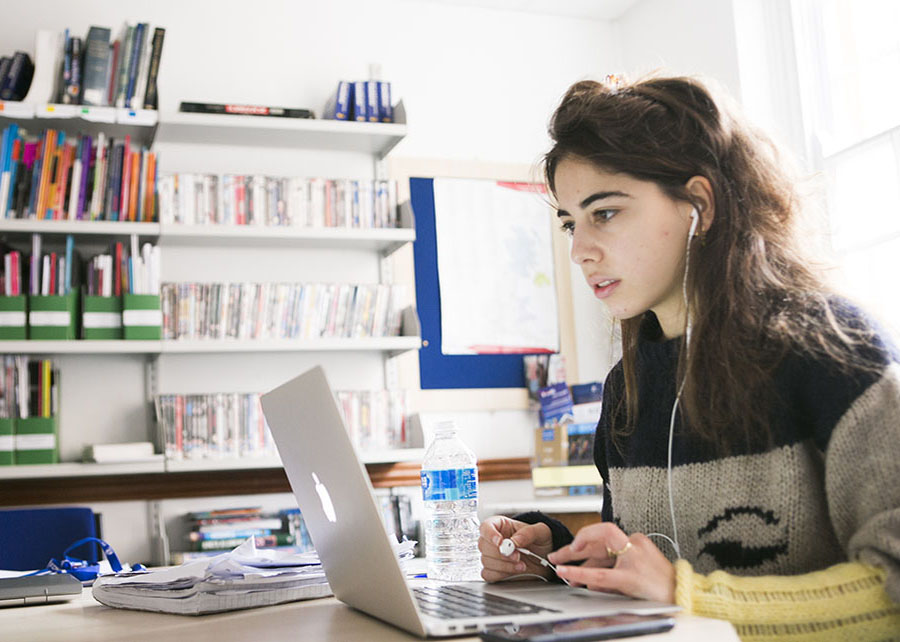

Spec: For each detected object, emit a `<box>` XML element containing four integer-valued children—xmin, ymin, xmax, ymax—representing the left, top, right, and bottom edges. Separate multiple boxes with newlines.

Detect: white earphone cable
<box><xmin>664</xmin><ymin>209</ymin><xmax>699</xmax><ymax>560</ymax></box>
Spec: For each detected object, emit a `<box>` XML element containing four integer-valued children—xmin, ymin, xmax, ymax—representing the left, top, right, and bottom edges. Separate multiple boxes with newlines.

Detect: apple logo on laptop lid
<box><xmin>313</xmin><ymin>472</ymin><xmax>338</xmax><ymax>523</ymax></box>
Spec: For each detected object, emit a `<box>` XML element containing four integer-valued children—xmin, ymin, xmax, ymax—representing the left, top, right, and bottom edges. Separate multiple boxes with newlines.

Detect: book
<box><xmin>124</xmin><ymin>23</ymin><xmax>145</xmax><ymax>108</ymax></box>
<box><xmin>115</xmin><ymin>24</ymin><xmax>134</xmax><ymax>108</ymax></box>
<box><xmin>106</xmin><ymin>39</ymin><xmax>120</xmax><ymax>106</ymax></box>
<box><xmin>351</xmin><ymin>80</ymin><xmax>366</xmax><ymax>122</ymax></box>
<box><xmin>365</xmin><ymin>80</ymin><xmax>379</xmax><ymax>123</ymax></box>
<box><xmin>378</xmin><ymin>81</ymin><xmax>393</xmax><ymax>122</ymax></box>
<box><xmin>83</xmin><ymin>441</ymin><xmax>157</xmax><ymax>463</ymax></box>
<box><xmin>179</xmin><ymin>101</ymin><xmax>313</xmax><ymax>119</ymax></box>
<box><xmin>322</xmin><ymin>81</ymin><xmax>351</xmax><ymax>120</ymax></box>
<box><xmin>91</xmin><ymin>538</ymin><xmax>339</xmax><ymax>615</ymax></box>
<box><xmin>81</xmin><ymin>26</ymin><xmax>112</xmax><ymax>106</ymax></box>
<box><xmin>142</xmin><ymin>27</ymin><xmax>165</xmax><ymax>109</ymax></box>
<box><xmin>62</xmin><ymin>37</ymin><xmax>83</xmax><ymax>104</ymax></box>
<box><xmin>132</xmin><ymin>24</ymin><xmax>152</xmax><ymax>109</ymax></box>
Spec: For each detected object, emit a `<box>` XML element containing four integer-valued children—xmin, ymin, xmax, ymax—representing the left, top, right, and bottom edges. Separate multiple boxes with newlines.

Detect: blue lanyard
<box><xmin>28</xmin><ymin>537</ymin><xmax>146</xmax><ymax>582</ymax></box>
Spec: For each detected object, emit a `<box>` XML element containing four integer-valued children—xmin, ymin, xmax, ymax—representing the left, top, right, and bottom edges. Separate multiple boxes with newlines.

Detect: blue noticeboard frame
<box><xmin>410</xmin><ymin>177</ymin><xmax>527</xmax><ymax>389</ymax></box>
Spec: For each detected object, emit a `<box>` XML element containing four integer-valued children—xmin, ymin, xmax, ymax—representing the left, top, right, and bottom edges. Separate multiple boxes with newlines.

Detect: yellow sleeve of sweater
<box><xmin>674</xmin><ymin>559</ymin><xmax>900</xmax><ymax>641</ymax></box>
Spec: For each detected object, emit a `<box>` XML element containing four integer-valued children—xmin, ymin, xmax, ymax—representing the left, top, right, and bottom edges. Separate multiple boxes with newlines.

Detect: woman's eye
<box><xmin>594</xmin><ymin>209</ymin><xmax>618</xmax><ymax>222</ymax></box>
<box><xmin>559</xmin><ymin>221</ymin><xmax>575</xmax><ymax>236</ymax></box>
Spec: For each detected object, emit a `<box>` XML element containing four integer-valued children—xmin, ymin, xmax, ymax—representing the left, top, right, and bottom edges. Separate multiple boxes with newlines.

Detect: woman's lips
<box><xmin>593</xmin><ymin>279</ymin><xmax>620</xmax><ymax>299</ymax></box>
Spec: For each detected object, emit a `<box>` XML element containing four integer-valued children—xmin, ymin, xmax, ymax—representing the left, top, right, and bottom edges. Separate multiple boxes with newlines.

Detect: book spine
<box><xmin>379</xmin><ymin>81</ymin><xmax>393</xmax><ymax>122</ymax></box>
<box><xmin>115</xmin><ymin>25</ymin><xmax>133</xmax><ymax>108</ymax></box>
<box><xmin>81</xmin><ymin>27</ymin><xmax>112</xmax><ymax>106</ymax></box>
<box><xmin>76</xmin><ymin>135</ymin><xmax>92</xmax><ymax>220</ymax></box>
<box><xmin>142</xmin><ymin>28</ymin><xmax>165</xmax><ymax>109</ymax></box>
<box><xmin>124</xmin><ymin>23</ymin><xmax>143</xmax><ymax>108</ymax></box>
<box><xmin>106</xmin><ymin>40</ymin><xmax>120</xmax><ymax>106</ymax></box>
<box><xmin>352</xmin><ymin>81</ymin><xmax>366</xmax><ymax>122</ymax></box>
<box><xmin>365</xmin><ymin>80</ymin><xmax>379</xmax><ymax>123</ymax></box>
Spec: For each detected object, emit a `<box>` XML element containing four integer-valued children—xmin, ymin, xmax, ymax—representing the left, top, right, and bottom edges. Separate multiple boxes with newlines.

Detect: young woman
<box><xmin>479</xmin><ymin>76</ymin><xmax>900</xmax><ymax>640</ymax></box>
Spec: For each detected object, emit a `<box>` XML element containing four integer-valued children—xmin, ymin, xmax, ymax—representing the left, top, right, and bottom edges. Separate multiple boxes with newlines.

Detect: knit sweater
<box><xmin>524</xmin><ymin>307</ymin><xmax>900</xmax><ymax>640</ymax></box>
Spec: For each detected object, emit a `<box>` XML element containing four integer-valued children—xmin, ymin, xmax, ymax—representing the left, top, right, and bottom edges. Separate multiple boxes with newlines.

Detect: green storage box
<box><xmin>82</xmin><ymin>294</ymin><xmax>123</xmax><ymax>340</ymax></box>
<box><xmin>15</xmin><ymin>416</ymin><xmax>58</xmax><ymax>465</ymax></box>
<box><xmin>0</xmin><ymin>295</ymin><xmax>27</xmax><ymax>339</ymax></box>
<box><xmin>0</xmin><ymin>417</ymin><xmax>13</xmax><ymax>465</ymax></box>
<box><xmin>28</xmin><ymin>291</ymin><xmax>78</xmax><ymax>340</ymax></box>
<box><xmin>123</xmin><ymin>294</ymin><xmax>162</xmax><ymax>340</ymax></box>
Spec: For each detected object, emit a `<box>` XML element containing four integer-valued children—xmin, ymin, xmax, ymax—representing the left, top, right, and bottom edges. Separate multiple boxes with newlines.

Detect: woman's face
<box><xmin>553</xmin><ymin>156</ymin><xmax>695</xmax><ymax>338</ymax></box>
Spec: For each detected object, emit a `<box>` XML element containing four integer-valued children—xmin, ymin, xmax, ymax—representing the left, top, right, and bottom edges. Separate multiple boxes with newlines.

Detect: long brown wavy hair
<box><xmin>543</xmin><ymin>75</ymin><xmax>878</xmax><ymax>454</ymax></box>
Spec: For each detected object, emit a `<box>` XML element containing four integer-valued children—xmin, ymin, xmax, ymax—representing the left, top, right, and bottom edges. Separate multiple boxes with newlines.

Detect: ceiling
<box><xmin>417</xmin><ymin>0</ymin><xmax>641</xmax><ymax>21</ymax></box>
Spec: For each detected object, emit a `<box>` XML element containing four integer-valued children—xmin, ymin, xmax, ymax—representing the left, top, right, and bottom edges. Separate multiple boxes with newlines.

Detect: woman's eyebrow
<box><xmin>556</xmin><ymin>191</ymin><xmax>632</xmax><ymax>217</ymax></box>
<box><xmin>580</xmin><ymin>190</ymin><xmax>632</xmax><ymax>209</ymax></box>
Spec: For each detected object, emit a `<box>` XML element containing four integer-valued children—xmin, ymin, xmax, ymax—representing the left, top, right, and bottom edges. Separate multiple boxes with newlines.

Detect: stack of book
<box><xmin>54</xmin><ymin>23</ymin><xmax>166</xmax><ymax>109</ymax></box>
<box><xmin>93</xmin><ymin>536</ymin><xmax>337</xmax><ymax>615</ymax></box>
<box><xmin>323</xmin><ymin>79</ymin><xmax>394</xmax><ymax>123</ymax></box>
<box><xmin>155</xmin><ymin>392</ymin><xmax>274</xmax><ymax>461</ymax></box>
<box><xmin>157</xmin><ymin>174</ymin><xmax>399</xmax><ymax>229</ymax></box>
<box><xmin>0</xmin><ymin>356</ymin><xmax>57</xmax><ymax>420</ymax></box>
<box><xmin>0</xmin><ymin>124</ymin><xmax>159</xmax><ymax>222</ymax></box>
<box><xmin>335</xmin><ymin>389</ymin><xmax>410</xmax><ymax>452</ymax></box>
<box><xmin>183</xmin><ymin>507</ymin><xmax>305</xmax><ymax>553</ymax></box>
<box><xmin>154</xmin><ymin>388</ymin><xmax>411</xmax><ymax>461</ymax></box>
<box><xmin>0</xmin><ymin>356</ymin><xmax>60</xmax><ymax>465</ymax></box>
<box><xmin>160</xmin><ymin>282</ymin><xmax>409</xmax><ymax>341</ymax></box>
<box><xmin>532</xmin><ymin>382</ymin><xmax>603</xmax><ymax>497</ymax></box>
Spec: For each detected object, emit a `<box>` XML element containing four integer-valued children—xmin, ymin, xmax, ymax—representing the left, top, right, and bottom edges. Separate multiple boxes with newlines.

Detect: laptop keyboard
<box><xmin>413</xmin><ymin>585</ymin><xmax>558</xmax><ymax>619</ymax></box>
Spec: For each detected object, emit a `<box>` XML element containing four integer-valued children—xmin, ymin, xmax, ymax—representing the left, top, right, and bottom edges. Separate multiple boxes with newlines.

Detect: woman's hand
<box><xmin>479</xmin><ymin>516</ymin><xmax>554</xmax><ymax>583</ymax></box>
<box><xmin>547</xmin><ymin>522</ymin><xmax>676</xmax><ymax>603</ymax></box>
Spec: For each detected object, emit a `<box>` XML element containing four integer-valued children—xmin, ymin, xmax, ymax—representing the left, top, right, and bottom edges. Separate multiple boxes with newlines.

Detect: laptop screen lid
<box><xmin>261</xmin><ymin>366</ymin><xmax>427</xmax><ymax>637</ymax></box>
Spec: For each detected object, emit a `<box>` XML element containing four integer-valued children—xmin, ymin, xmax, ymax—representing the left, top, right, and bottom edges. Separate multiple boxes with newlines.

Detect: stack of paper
<box><xmin>92</xmin><ymin>537</ymin><xmax>416</xmax><ymax>615</ymax></box>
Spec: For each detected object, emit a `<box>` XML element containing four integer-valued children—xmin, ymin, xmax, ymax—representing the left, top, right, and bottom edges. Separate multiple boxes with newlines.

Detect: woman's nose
<box><xmin>570</xmin><ymin>228</ymin><xmax>602</xmax><ymax>265</ymax></box>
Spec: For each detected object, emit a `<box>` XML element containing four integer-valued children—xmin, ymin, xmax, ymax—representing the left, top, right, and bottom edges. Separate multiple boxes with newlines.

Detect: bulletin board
<box><xmin>410</xmin><ymin>177</ymin><xmax>554</xmax><ymax>389</ymax></box>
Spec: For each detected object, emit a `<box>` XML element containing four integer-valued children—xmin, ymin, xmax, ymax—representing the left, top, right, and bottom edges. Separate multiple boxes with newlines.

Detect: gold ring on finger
<box><xmin>606</xmin><ymin>541</ymin><xmax>632</xmax><ymax>558</ymax></box>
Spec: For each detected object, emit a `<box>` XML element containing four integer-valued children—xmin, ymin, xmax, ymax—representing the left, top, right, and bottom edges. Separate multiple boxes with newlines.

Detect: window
<box><xmin>792</xmin><ymin>0</ymin><xmax>900</xmax><ymax>329</ymax></box>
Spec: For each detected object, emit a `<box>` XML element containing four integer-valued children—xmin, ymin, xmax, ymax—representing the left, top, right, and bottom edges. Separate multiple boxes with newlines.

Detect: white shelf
<box><xmin>359</xmin><ymin>448</ymin><xmax>425</xmax><ymax>464</ymax></box>
<box><xmin>165</xmin><ymin>448</ymin><xmax>425</xmax><ymax>472</ymax></box>
<box><xmin>0</xmin><ymin>340</ymin><xmax>162</xmax><ymax>354</ymax></box>
<box><xmin>165</xmin><ymin>456</ymin><xmax>283</xmax><ymax>472</ymax></box>
<box><xmin>0</xmin><ymin>448</ymin><xmax>423</xmax><ymax>479</ymax></box>
<box><xmin>0</xmin><ymin>337</ymin><xmax>419</xmax><ymax>356</ymax></box>
<box><xmin>482</xmin><ymin>495</ymin><xmax>604</xmax><ymax>515</ymax></box>
<box><xmin>0</xmin><ymin>219</ymin><xmax>160</xmax><ymax>238</ymax></box>
<box><xmin>0</xmin><ymin>459</ymin><xmax>166</xmax><ymax>480</ymax></box>
<box><xmin>160</xmin><ymin>337</ymin><xmax>421</xmax><ymax>354</ymax></box>
<box><xmin>0</xmin><ymin>220</ymin><xmax>413</xmax><ymax>252</ymax></box>
<box><xmin>157</xmin><ymin>224</ymin><xmax>415</xmax><ymax>251</ymax></box>
<box><xmin>0</xmin><ymin>102</ymin><xmax>157</xmax><ymax>146</ymax></box>
<box><xmin>155</xmin><ymin>111</ymin><xmax>407</xmax><ymax>157</ymax></box>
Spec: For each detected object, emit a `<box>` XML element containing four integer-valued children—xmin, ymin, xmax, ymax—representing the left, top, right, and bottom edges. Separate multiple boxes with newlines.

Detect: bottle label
<box><xmin>420</xmin><ymin>467</ymin><xmax>478</xmax><ymax>501</ymax></box>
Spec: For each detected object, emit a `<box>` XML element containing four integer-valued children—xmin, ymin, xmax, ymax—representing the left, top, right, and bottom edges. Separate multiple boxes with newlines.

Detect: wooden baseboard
<box><xmin>0</xmin><ymin>457</ymin><xmax>533</xmax><ymax>505</ymax></box>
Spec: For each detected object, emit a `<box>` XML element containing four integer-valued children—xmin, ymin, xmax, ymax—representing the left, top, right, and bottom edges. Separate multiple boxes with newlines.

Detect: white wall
<box><xmin>614</xmin><ymin>0</ymin><xmax>742</xmax><ymax>99</ymax></box>
<box><xmin>1</xmin><ymin>0</ymin><xmax>622</xmax><ymax>564</ymax></box>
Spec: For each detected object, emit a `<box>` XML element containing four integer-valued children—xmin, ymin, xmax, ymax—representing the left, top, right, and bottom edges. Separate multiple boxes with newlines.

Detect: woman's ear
<box><xmin>685</xmin><ymin>176</ymin><xmax>715</xmax><ymax>233</ymax></box>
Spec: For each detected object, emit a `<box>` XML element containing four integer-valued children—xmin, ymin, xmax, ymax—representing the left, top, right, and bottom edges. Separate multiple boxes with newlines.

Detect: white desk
<box><xmin>2</xmin><ymin>589</ymin><xmax>739</xmax><ymax>642</ymax></box>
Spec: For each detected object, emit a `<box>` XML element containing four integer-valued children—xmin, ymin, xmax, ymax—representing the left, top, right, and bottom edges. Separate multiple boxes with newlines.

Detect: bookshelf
<box><xmin>154</xmin><ymin>105</ymin><xmax>407</xmax><ymax>157</ymax></box>
<box><xmin>0</xmin><ymin>101</ymin><xmax>158</xmax><ymax>145</ymax></box>
<box><xmin>0</xmin><ymin>107</ymin><xmax>424</xmax><ymax>493</ymax></box>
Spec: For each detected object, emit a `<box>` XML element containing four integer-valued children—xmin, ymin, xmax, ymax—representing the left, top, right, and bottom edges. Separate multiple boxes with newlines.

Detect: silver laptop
<box><xmin>261</xmin><ymin>366</ymin><xmax>678</xmax><ymax>637</ymax></box>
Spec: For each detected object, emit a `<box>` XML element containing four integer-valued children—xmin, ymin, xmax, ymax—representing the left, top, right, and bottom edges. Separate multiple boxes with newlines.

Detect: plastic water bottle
<box><xmin>420</xmin><ymin>420</ymin><xmax>482</xmax><ymax>581</ymax></box>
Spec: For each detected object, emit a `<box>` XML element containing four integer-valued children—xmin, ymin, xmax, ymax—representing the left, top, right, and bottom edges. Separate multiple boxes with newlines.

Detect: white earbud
<box><xmin>687</xmin><ymin>207</ymin><xmax>699</xmax><ymax>241</ymax></box>
<box><xmin>498</xmin><ymin>538</ymin><xmax>572</xmax><ymax>586</ymax></box>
